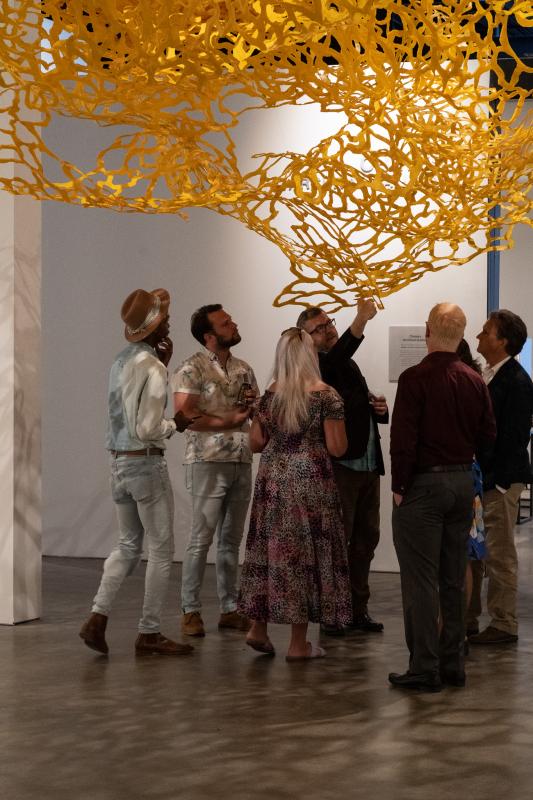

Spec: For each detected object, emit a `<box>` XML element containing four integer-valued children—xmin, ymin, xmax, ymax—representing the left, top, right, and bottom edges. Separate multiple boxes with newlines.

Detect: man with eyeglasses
<box><xmin>297</xmin><ymin>299</ymin><xmax>388</xmax><ymax>636</ymax></box>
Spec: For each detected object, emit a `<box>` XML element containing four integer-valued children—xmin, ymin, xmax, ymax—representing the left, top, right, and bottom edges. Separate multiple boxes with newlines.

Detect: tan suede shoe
<box><xmin>135</xmin><ymin>632</ymin><xmax>194</xmax><ymax>656</ymax></box>
<box><xmin>218</xmin><ymin>611</ymin><xmax>251</xmax><ymax>631</ymax></box>
<box><xmin>181</xmin><ymin>611</ymin><xmax>206</xmax><ymax>637</ymax></box>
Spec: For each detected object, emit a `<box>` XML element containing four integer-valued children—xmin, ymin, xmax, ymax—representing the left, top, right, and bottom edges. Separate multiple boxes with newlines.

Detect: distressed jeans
<box><xmin>181</xmin><ymin>462</ymin><xmax>252</xmax><ymax>614</ymax></box>
<box><xmin>92</xmin><ymin>455</ymin><xmax>175</xmax><ymax>633</ymax></box>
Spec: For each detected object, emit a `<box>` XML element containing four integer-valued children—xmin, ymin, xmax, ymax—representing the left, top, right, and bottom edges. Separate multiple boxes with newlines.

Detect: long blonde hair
<box><xmin>270</xmin><ymin>328</ymin><xmax>321</xmax><ymax>433</ymax></box>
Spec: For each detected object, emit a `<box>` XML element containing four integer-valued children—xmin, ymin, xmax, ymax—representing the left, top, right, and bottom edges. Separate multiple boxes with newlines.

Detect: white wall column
<box><xmin>0</xmin><ymin>187</ymin><xmax>42</xmax><ymax>624</ymax></box>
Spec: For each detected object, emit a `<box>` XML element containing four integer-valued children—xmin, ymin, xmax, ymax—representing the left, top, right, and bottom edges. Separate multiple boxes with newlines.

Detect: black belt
<box><xmin>416</xmin><ymin>463</ymin><xmax>471</xmax><ymax>474</ymax></box>
<box><xmin>110</xmin><ymin>448</ymin><xmax>164</xmax><ymax>457</ymax></box>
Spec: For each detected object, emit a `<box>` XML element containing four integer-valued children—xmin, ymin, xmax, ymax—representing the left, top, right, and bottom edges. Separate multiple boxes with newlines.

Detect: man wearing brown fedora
<box><xmin>79</xmin><ymin>288</ymin><xmax>196</xmax><ymax>656</ymax></box>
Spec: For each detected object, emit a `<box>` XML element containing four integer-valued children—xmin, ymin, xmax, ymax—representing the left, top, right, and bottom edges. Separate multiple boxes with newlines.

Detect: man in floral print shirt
<box><xmin>172</xmin><ymin>304</ymin><xmax>259</xmax><ymax>637</ymax></box>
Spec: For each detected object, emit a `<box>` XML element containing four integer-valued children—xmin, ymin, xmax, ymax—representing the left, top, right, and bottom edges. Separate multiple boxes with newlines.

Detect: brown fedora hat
<box><xmin>121</xmin><ymin>288</ymin><xmax>170</xmax><ymax>342</ymax></box>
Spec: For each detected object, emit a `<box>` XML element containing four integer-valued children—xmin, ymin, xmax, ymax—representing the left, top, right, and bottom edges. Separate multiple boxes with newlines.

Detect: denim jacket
<box><xmin>106</xmin><ymin>342</ymin><xmax>176</xmax><ymax>451</ymax></box>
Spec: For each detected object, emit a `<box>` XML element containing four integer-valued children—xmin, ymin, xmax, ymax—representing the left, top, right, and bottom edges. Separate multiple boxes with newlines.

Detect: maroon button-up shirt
<box><xmin>390</xmin><ymin>351</ymin><xmax>496</xmax><ymax>494</ymax></box>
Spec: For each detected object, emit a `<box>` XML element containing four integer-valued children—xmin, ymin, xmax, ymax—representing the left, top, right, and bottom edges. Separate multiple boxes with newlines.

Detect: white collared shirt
<box><xmin>482</xmin><ymin>354</ymin><xmax>513</xmax><ymax>494</ymax></box>
<box><xmin>482</xmin><ymin>355</ymin><xmax>512</xmax><ymax>385</ymax></box>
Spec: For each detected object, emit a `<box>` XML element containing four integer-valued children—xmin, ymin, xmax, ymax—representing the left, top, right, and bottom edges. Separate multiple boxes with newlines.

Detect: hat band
<box><xmin>126</xmin><ymin>295</ymin><xmax>161</xmax><ymax>336</ymax></box>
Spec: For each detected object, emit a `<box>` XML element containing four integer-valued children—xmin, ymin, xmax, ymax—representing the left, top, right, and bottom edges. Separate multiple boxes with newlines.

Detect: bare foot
<box><xmin>286</xmin><ymin>642</ymin><xmax>326</xmax><ymax>660</ymax></box>
<box><xmin>247</xmin><ymin>621</ymin><xmax>267</xmax><ymax>644</ymax></box>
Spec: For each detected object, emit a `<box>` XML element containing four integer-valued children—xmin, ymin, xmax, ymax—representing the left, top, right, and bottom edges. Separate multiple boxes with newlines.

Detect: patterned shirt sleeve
<box><xmin>171</xmin><ymin>357</ymin><xmax>202</xmax><ymax>395</ymax></box>
<box><xmin>322</xmin><ymin>388</ymin><xmax>345</xmax><ymax>420</ymax></box>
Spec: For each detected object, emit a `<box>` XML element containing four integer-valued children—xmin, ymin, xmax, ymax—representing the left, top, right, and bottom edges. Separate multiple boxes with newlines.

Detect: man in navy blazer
<box><xmin>469</xmin><ymin>310</ymin><xmax>533</xmax><ymax>645</ymax></box>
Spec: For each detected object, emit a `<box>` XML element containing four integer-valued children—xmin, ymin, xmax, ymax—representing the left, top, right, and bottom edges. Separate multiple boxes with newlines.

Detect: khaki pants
<box><xmin>467</xmin><ymin>483</ymin><xmax>524</xmax><ymax>635</ymax></box>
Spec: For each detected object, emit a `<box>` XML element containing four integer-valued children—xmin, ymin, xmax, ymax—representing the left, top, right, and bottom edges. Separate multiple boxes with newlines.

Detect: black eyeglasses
<box><xmin>308</xmin><ymin>318</ymin><xmax>335</xmax><ymax>336</ymax></box>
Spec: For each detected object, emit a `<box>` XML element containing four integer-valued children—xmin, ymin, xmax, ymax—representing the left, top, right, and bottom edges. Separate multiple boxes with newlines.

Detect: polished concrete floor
<box><xmin>2</xmin><ymin>524</ymin><xmax>533</xmax><ymax>800</ymax></box>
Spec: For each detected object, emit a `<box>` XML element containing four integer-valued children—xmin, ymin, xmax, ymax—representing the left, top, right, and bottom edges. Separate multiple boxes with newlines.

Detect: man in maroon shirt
<box><xmin>389</xmin><ymin>303</ymin><xmax>496</xmax><ymax>692</ymax></box>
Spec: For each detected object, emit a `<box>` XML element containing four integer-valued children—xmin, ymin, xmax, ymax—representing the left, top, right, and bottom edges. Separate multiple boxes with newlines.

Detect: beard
<box><xmin>215</xmin><ymin>331</ymin><xmax>241</xmax><ymax>348</ymax></box>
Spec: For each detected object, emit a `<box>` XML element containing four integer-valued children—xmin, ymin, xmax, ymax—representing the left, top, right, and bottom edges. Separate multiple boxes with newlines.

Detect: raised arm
<box><xmin>322</xmin><ymin>298</ymin><xmax>378</xmax><ymax>366</ymax></box>
<box><xmin>350</xmin><ymin>298</ymin><xmax>378</xmax><ymax>339</ymax></box>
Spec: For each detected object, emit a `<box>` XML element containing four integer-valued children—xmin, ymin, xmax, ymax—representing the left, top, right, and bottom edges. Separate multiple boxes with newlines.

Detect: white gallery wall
<box><xmin>499</xmin><ymin>99</ymin><xmax>532</xmax><ymax>335</ymax></box>
<box><xmin>500</xmin><ymin>218</ymin><xmax>532</xmax><ymax>339</ymax></box>
<box><xmin>40</xmin><ymin>98</ymin><xmax>496</xmax><ymax>572</ymax></box>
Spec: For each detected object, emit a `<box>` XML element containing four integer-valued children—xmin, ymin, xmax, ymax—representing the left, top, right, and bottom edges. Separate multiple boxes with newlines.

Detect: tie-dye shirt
<box><xmin>172</xmin><ymin>350</ymin><xmax>258</xmax><ymax>464</ymax></box>
<box><xmin>106</xmin><ymin>342</ymin><xmax>176</xmax><ymax>451</ymax></box>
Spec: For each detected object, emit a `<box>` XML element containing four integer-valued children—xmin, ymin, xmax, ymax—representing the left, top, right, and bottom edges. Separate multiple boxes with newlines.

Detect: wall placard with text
<box><xmin>389</xmin><ymin>326</ymin><xmax>427</xmax><ymax>382</ymax></box>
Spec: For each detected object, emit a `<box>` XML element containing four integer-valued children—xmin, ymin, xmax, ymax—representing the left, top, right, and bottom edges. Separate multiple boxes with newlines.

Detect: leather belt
<box><xmin>416</xmin><ymin>463</ymin><xmax>471</xmax><ymax>474</ymax></box>
<box><xmin>110</xmin><ymin>448</ymin><xmax>164</xmax><ymax>457</ymax></box>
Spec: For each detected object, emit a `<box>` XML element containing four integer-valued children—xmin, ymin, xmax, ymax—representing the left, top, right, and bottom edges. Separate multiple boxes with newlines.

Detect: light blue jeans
<box><xmin>92</xmin><ymin>455</ymin><xmax>175</xmax><ymax>633</ymax></box>
<box><xmin>181</xmin><ymin>462</ymin><xmax>252</xmax><ymax>614</ymax></box>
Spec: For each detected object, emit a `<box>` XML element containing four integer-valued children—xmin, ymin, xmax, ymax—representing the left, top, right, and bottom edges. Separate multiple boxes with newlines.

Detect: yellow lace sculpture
<box><xmin>1</xmin><ymin>1</ymin><xmax>531</xmax><ymax>308</ymax></box>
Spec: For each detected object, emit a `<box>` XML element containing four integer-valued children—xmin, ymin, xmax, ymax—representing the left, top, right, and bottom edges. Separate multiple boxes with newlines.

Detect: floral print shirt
<box><xmin>171</xmin><ymin>350</ymin><xmax>258</xmax><ymax>464</ymax></box>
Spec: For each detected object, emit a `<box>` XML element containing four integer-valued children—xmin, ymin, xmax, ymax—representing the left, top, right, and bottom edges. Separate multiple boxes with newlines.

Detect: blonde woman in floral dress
<box><xmin>238</xmin><ymin>327</ymin><xmax>352</xmax><ymax>661</ymax></box>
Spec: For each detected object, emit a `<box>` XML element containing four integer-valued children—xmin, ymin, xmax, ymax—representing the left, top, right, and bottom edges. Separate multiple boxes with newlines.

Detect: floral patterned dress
<box><xmin>238</xmin><ymin>389</ymin><xmax>352</xmax><ymax>626</ymax></box>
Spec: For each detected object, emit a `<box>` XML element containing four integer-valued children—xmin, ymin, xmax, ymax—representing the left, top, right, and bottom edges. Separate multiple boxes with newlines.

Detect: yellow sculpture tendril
<box><xmin>0</xmin><ymin>1</ymin><xmax>531</xmax><ymax>309</ymax></box>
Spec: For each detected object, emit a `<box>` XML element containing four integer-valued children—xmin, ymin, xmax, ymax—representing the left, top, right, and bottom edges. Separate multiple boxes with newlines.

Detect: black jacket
<box><xmin>318</xmin><ymin>329</ymin><xmax>388</xmax><ymax>474</ymax></box>
<box><xmin>478</xmin><ymin>358</ymin><xmax>533</xmax><ymax>491</ymax></box>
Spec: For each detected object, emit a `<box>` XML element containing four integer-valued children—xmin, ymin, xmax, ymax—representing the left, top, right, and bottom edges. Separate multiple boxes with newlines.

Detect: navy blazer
<box><xmin>478</xmin><ymin>358</ymin><xmax>533</xmax><ymax>491</ymax></box>
<box><xmin>318</xmin><ymin>329</ymin><xmax>388</xmax><ymax>474</ymax></box>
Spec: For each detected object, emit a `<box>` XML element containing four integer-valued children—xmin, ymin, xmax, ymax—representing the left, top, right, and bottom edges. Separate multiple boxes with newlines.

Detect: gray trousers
<box><xmin>392</xmin><ymin>471</ymin><xmax>474</xmax><ymax>676</ymax></box>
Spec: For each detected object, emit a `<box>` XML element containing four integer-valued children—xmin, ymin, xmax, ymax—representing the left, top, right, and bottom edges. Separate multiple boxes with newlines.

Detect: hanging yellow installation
<box><xmin>0</xmin><ymin>1</ymin><xmax>531</xmax><ymax>308</ymax></box>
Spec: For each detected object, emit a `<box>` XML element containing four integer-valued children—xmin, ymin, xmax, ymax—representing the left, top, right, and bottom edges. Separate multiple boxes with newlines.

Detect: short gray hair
<box><xmin>296</xmin><ymin>306</ymin><xmax>323</xmax><ymax>329</ymax></box>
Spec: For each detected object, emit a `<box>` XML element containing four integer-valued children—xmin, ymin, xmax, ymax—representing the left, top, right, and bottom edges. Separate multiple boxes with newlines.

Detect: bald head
<box><xmin>426</xmin><ymin>303</ymin><xmax>466</xmax><ymax>352</ymax></box>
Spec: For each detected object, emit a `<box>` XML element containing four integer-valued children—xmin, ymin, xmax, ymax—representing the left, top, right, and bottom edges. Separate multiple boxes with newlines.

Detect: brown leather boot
<box><xmin>79</xmin><ymin>612</ymin><xmax>109</xmax><ymax>654</ymax></box>
<box><xmin>135</xmin><ymin>632</ymin><xmax>194</xmax><ymax>656</ymax></box>
<box><xmin>181</xmin><ymin>611</ymin><xmax>206</xmax><ymax>637</ymax></box>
